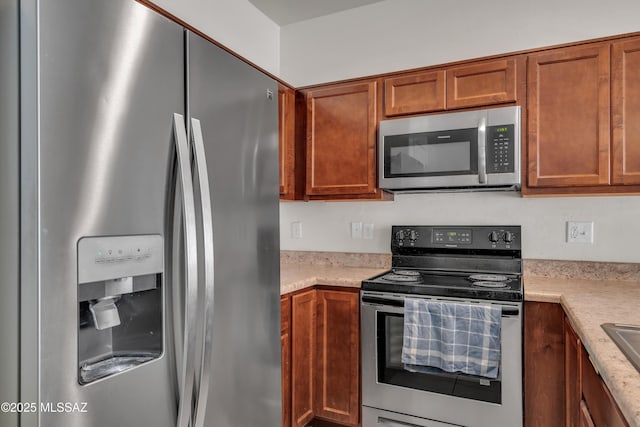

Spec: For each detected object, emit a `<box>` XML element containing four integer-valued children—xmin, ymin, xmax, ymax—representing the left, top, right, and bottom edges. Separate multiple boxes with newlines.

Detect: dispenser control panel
<box><xmin>78</xmin><ymin>234</ymin><xmax>163</xmax><ymax>284</ymax></box>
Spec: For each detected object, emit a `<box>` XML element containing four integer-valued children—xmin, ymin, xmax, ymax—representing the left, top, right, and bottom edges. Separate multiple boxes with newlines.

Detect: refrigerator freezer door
<box><xmin>21</xmin><ymin>0</ymin><xmax>184</xmax><ymax>425</ymax></box>
<box><xmin>187</xmin><ymin>31</ymin><xmax>282</xmax><ymax>427</ymax></box>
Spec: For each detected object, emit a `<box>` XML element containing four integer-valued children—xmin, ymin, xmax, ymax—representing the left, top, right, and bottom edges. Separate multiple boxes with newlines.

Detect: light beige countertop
<box><xmin>280</xmin><ymin>262</ymin><xmax>386</xmax><ymax>295</ymax></box>
<box><xmin>526</xmin><ymin>277</ymin><xmax>640</xmax><ymax>427</ymax></box>
<box><xmin>279</xmin><ymin>257</ymin><xmax>640</xmax><ymax>426</ymax></box>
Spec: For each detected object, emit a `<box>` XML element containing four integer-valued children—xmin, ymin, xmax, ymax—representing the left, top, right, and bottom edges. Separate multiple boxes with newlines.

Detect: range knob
<box><xmin>409</xmin><ymin>230</ymin><xmax>417</xmax><ymax>241</ymax></box>
<box><xmin>503</xmin><ymin>231</ymin><xmax>515</xmax><ymax>243</ymax></box>
<box><xmin>396</xmin><ymin>230</ymin><xmax>405</xmax><ymax>241</ymax></box>
<box><xmin>489</xmin><ymin>231</ymin><xmax>500</xmax><ymax>243</ymax></box>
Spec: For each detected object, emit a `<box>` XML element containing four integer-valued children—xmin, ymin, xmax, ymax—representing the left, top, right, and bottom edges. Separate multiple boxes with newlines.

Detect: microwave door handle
<box><xmin>478</xmin><ymin>117</ymin><xmax>487</xmax><ymax>184</ymax></box>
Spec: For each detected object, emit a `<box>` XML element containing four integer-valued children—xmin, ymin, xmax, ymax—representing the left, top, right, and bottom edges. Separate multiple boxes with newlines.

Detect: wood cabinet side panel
<box><xmin>524</xmin><ymin>302</ymin><xmax>565</xmax><ymax>427</ymax></box>
<box><xmin>612</xmin><ymin>37</ymin><xmax>640</xmax><ymax>185</ymax></box>
<box><xmin>565</xmin><ymin>317</ymin><xmax>582</xmax><ymax>427</ymax></box>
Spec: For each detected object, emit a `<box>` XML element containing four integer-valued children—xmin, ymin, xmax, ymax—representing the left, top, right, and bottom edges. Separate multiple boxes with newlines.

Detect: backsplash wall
<box><xmin>279</xmin><ymin>192</ymin><xmax>640</xmax><ymax>263</ymax></box>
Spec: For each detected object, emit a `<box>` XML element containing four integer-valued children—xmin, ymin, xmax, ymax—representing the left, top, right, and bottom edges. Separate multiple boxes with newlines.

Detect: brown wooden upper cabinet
<box><xmin>526</xmin><ymin>36</ymin><xmax>640</xmax><ymax>193</ymax></box>
<box><xmin>279</xmin><ymin>85</ymin><xmax>296</xmax><ymax>199</ymax></box>
<box><xmin>384</xmin><ymin>70</ymin><xmax>445</xmax><ymax>116</ymax></box>
<box><xmin>612</xmin><ymin>37</ymin><xmax>640</xmax><ymax>185</ymax></box>
<box><xmin>305</xmin><ymin>81</ymin><xmax>378</xmax><ymax>198</ymax></box>
<box><xmin>446</xmin><ymin>58</ymin><xmax>518</xmax><ymax>109</ymax></box>
<box><xmin>383</xmin><ymin>58</ymin><xmax>520</xmax><ymax>117</ymax></box>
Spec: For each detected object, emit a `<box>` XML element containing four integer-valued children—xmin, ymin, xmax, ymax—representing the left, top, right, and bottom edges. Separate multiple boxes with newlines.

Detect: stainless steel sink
<box><xmin>602</xmin><ymin>323</ymin><xmax>640</xmax><ymax>373</ymax></box>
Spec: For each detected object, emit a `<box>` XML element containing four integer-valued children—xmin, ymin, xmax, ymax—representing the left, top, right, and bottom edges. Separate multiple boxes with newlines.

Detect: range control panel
<box><xmin>392</xmin><ymin>225</ymin><xmax>521</xmax><ymax>250</ymax></box>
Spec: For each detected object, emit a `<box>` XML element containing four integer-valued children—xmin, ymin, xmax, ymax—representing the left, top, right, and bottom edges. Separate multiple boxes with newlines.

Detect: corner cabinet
<box><xmin>305</xmin><ymin>81</ymin><xmax>387</xmax><ymax>200</ymax></box>
<box><xmin>525</xmin><ymin>36</ymin><xmax>640</xmax><ymax>195</ymax></box>
<box><xmin>524</xmin><ymin>301</ymin><xmax>630</xmax><ymax>427</ymax></box>
<box><xmin>283</xmin><ymin>287</ymin><xmax>361</xmax><ymax>427</ymax></box>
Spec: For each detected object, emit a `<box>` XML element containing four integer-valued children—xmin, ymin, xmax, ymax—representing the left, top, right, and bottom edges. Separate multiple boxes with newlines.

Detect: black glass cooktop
<box><xmin>362</xmin><ymin>269</ymin><xmax>523</xmax><ymax>302</ymax></box>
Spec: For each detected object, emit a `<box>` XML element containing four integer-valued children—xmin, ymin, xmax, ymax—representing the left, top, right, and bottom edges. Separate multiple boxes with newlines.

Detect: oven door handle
<box><xmin>362</xmin><ymin>295</ymin><xmax>520</xmax><ymax>316</ymax></box>
<box><xmin>362</xmin><ymin>296</ymin><xmax>404</xmax><ymax>307</ymax></box>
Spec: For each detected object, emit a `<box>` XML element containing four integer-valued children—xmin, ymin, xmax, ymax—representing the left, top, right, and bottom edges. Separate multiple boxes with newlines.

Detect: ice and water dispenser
<box><xmin>77</xmin><ymin>235</ymin><xmax>164</xmax><ymax>385</ymax></box>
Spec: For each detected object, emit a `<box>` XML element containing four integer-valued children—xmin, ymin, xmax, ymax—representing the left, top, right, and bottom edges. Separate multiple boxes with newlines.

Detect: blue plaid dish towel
<box><xmin>401</xmin><ymin>298</ymin><xmax>502</xmax><ymax>379</ymax></box>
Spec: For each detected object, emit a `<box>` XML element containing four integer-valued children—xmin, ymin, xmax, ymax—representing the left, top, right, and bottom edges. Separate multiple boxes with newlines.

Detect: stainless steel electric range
<box><xmin>361</xmin><ymin>225</ymin><xmax>523</xmax><ymax>427</ymax></box>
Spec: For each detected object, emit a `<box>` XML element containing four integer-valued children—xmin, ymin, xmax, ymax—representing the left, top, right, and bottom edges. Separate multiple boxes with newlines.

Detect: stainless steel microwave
<box><xmin>378</xmin><ymin>106</ymin><xmax>521</xmax><ymax>192</ymax></box>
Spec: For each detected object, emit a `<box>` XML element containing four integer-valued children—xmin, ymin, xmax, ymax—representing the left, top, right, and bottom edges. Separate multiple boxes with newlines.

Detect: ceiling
<box><xmin>248</xmin><ymin>0</ymin><xmax>386</xmax><ymax>25</ymax></box>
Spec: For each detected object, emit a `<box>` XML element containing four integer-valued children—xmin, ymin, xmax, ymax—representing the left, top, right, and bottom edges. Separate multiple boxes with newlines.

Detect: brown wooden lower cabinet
<box><xmin>524</xmin><ymin>301</ymin><xmax>566</xmax><ymax>426</ymax></box>
<box><xmin>524</xmin><ymin>301</ymin><xmax>629</xmax><ymax>427</ymax></box>
<box><xmin>282</xmin><ymin>296</ymin><xmax>292</xmax><ymax>427</ymax></box>
<box><xmin>284</xmin><ymin>287</ymin><xmax>360</xmax><ymax>427</ymax></box>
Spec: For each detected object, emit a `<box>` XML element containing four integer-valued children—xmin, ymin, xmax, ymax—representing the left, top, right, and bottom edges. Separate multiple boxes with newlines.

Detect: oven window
<box><xmin>377</xmin><ymin>312</ymin><xmax>501</xmax><ymax>404</ymax></box>
<box><xmin>383</xmin><ymin>128</ymin><xmax>478</xmax><ymax>178</ymax></box>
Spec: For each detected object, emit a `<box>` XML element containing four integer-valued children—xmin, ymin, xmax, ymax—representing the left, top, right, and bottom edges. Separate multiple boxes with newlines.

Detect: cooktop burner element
<box><xmin>362</xmin><ymin>225</ymin><xmax>523</xmax><ymax>301</ymax></box>
<box><xmin>471</xmin><ymin>281</ymin><xmax>509</xmax><ymax>288</ymax></box>
<box><xmin>468</xmin><ymin>274</ymin><xmax>510</xmax><ymax>282</ymax></box>
<box><xmin>381</xmin><ymin>273</ymin><xmax>422</xmax><ymax>283</ymax></box>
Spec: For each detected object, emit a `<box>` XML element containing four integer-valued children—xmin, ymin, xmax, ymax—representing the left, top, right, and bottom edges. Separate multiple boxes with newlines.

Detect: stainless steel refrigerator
<box><xmin>0</xmin><ymin>0</ymin><xmax>282</xmax><ymax>426</ymax></box>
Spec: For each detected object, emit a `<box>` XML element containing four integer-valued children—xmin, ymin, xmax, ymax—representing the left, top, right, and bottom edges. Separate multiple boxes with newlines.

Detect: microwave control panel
<box><xmin>486</xmin><ymin>124</ymin><xmax>515</xmax><ymax>173</ymax></box>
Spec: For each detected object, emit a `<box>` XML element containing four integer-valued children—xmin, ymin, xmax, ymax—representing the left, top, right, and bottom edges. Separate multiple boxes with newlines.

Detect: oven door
<box><xmin>361</xmin><ymin>291</ymin><xmax>522</xmax><ymax>427</ymax></box>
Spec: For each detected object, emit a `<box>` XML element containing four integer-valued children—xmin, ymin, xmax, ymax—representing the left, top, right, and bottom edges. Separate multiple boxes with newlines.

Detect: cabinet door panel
<box><xmin>528</xmin><ymin>44</ymin><xmax>610</xmax><ymax>187</ymax></box>
<box><xmin>383</xmin><ymin>70</ymin><xmax>445</xmax><ymax>116</ymax></box>
<box><xmin>524</xmin><ymin>302</ymin><xmax>565</xmax><ymax>427</ymax></box>
<box><xmin>306</xmin><ymin>82</ymin><xmax>377</xmax><ymax>196</ymax></box>
<box><xmin>315</xmin><ymin>290</ymin><xmax>360</xmax><ymax>426</ymax></box>
<box><xmin>279</xmin><ymin>85</ymin><xmax>296</xmax><ymax>198</ymax></box>
<box><xmin>580</xmin><ymin>346</ymin><xmax>629</xmax><ymax>427</ymax></box>
<box><xmin>281</xmin><ymin>296</ymin><xmax>291</xmax><ymax>427</ymax></box>
<box><xmin>612</xmin><ymin>37</ymin><xmax>640</xmax><ymax>185</ymax></box>
<box><xmin>565</xmin><ymin>317</ymin><xmax>581</xmax><ymax>427</ymax></box>
<box><xmin>446</xmin><ymin>59</ymin><xmax>517</xmax><ymax>109</ymax></box>
<box><xmin>291</xmin><ymin>290</ymin><xmax>316</xmax><ymax>427</ymax></box>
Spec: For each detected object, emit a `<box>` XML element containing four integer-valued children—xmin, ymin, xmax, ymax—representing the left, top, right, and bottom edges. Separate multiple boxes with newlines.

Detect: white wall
<box><xmin>151</xmin><ymin>0</ymin><xmax>280</xmax><ymax>75</ymax></box>
<box><xmin>280</xmin><ymin>0</ymin><xmax>640</xmax><ymax>86</ymax></box>
<box><xmin>278</xmin><ymin>0</ymin><xmax>640</xmax><ymax>262</ymax></box>
<box><xmin>280</xmin><ymin>193</ymin><xmax>640</xmax><ymax>262</ymax></box>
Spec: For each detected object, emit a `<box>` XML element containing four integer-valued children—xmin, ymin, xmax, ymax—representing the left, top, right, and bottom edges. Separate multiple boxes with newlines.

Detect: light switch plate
<box><xmin>567</xmin><ymin>221</ymin><xmax>593</xmax><ymax>243</ymax></box>
<box><xmin>291</xmin><ymin>221</ymin><xmax>302</xmax><ymax>239</ymax></box>
<box><xmin>363</xmin><ymin>223</ymin><xmax>374</xmax><ymax>239</ymax></box>
<box><xmin>351</xmin><ymin>222</ymin><xmax>363</xmax><ymax>239</ymax></box>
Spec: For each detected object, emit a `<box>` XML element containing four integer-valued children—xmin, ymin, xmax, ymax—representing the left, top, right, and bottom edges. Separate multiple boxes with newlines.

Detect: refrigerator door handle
<box><xmin>172</xmin><ymin>113</ymin><xmax>199</xmax><ymax>427</ymax></box>
<box><xmin>190</xmin><ymin>117</ymin><xmax>216</xmax><ymax>427</ymax></box>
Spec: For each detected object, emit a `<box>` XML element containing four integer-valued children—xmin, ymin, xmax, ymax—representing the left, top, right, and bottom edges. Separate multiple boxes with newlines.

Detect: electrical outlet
<box><xmin>567</xmin><ymin>221</ymin><xmax>593</xmax><ymax>243</ymax></box>
<box><xmin>363</xmin><ymin>223</ymin><xmax>374</xmax><ymax>239</ymax></box>
<box><xmin>291</xmin><ymin>221</ymin><xmax>302</xmax><ymax>239</ymax></box>
<box><xmin>351</xmin><ymin>222</ymin><xmax>363</xmax><ymax>239</ymax></box>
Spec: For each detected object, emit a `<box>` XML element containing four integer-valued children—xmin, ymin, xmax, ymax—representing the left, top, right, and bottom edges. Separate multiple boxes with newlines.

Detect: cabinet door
<box><xmin>291</xmin><ymin>290</ymin><xmax>316</xmax><ymax>427</ymax></box>
<box><xmin>524</xmin><ymin>302</ymin><xmax>565</xmax><ymax>427</ymax></box>
<box><xmin>579</xmin><ymin>401</ymin><xmax>596</xmax><ymax>427</ymax></box>
<box><xmin>527</xmin><ymin>44</ymin><xmax>611</xmax><ymax>187</ymax></box>
<box><xmin>580</xmin><ymin>346</ymin><xmax>629</xmax><ymax>427</ymax></box>
<box><xmin>315</xmin><ymin>289</ymin><xmax>360</xmax><ymax>426</ymax></box>
<box><xmin>612</xmin><ymin>37</ymin><xmax>640</xmax><ymax>185</ymax></box>
<box><xmin>565</xmin><ymin>317</ymin><xmax>582</xmax><ymax>427</ymax></box>
<box><xmin>383</xmin><ymin>70</ymin><xmax>445</xmax><ymax>116</ymax></box>
<box><xmin>281</xmin><ymin>296</ymin><xmax>292</xmax><ymax>427</ymax></box>
<box><xmin>305</xmin><ymin>82</ymin><xmax>377</xmax><ymax>197</ymax></box>
<box><xmin>446</xmin><ymin>58</ymin><xmax>518</xmax><ymax>109</ymax></box>
<box><xmin>279</xmin><ymin>85</ymin><xmax>296</xmax><ymax>198</ymax></box>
